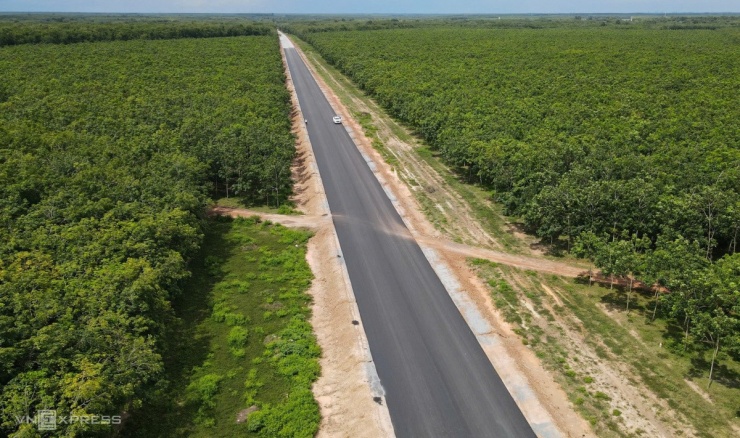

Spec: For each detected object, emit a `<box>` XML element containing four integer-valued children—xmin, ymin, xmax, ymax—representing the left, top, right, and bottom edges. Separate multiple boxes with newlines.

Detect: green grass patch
<box><xmin>123</xmin><ymin>216</ymin><xmax>319</xmax><ymax>437</ymax></box>
<box><xmin>214</xmin><ymin>197</ymin><xmax>302</xmax><ymax>215</ymax></box>
<box><xmin>471</xmin><ymin>261</ymin><xmax>740</xmax><ymax>437</ymax></box>
<box><xmin>353</xmin><ymin>110</ymin><xmax>401</xmax><ymax>169</ymax></box>
<box><xmin>414</xmin><ymin>146</ymin><xmax>524</xmax><ymax>252</ymax></box>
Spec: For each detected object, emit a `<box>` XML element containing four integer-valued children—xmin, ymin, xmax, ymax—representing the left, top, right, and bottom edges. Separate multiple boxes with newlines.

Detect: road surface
<box><xmin>281</xmin><ymin>34</ymin><xmax>536</xmax><ymax>438</ymax></box>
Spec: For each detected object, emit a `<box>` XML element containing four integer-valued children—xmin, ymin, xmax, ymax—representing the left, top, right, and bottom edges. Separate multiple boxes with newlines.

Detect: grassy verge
<box><xmin>415</xmin><ymin>146</ymin><xmax>523</xmax><ymax>251</ymax></box>
<box><xmin>214</xmin><ymin>197</ymin><xmax>301</xmax><ymax>215</ymax></box>
<box><xmin>353</xmin><ymin>111</ymin><xmax>400</xmax><ymax>169</ymax></box>
<box><xmin>472</xmin><ymin>259</ymin><xmax>740</xmax><ymax>438</ymax></box>
<box><xmin>123</xmin><ymin>216</ymin><xmax>319</xmax><ymax>437</ymax></box>
<box><xmin>291</xmin><ymin>36</ymin><xmax>524</xmax><ymax>251</ymax></box>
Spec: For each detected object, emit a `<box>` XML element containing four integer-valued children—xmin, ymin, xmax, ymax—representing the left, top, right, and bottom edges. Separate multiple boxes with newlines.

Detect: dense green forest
<box><xmin>291</xmin><ymin>22</ymin><xmax>740</xmax><ymax>380</ymax></box>
<box><xmin>0</xmin><ymin>33</ymin><xmax>297</xmax><ymax>436</ymax></box>
<box><xmin>0</xmin><ymin>19</ymin><xmax>273</xmax><ymax>46</ymax></box>
<box><xmin>281</xmin><ymin>14</ymin><xmax>740</xmax><ymax>34</ymax></box>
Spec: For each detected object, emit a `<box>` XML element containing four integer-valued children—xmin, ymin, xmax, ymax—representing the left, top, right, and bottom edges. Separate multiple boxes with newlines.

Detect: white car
<box><xmin>332</xmin><ymin>115</ymin><xmax>343</xmax><ymax>124</ymax></box>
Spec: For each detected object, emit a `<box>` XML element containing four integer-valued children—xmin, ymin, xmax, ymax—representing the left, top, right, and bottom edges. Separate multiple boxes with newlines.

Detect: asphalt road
<box><xmin>281</xmin><ymin>35</ymin><xmax>536</xmax><ymax>438</ymax></box>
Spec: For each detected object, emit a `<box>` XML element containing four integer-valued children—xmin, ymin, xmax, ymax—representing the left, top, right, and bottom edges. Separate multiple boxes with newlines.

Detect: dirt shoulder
<box><xmin>288</xmin><ymin>33</ymin><xmax>720</xmax><ymax>438</ymax></box>
<box><xmin>288</xmin><ymin>35</ymin><xmax>590</xmax><ymax>438</ymax></box>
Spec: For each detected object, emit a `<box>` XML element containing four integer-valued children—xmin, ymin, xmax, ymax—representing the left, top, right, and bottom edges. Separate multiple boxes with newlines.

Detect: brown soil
<box><xmin>419</xmin><ymin>236</ymin><xmax>585</xmax><ymax>277</ymax></box>
<box><xmin>209</xmin><ymin>206</ymin><xmax>329</xmax><ymax>230</ymax></box>
<box><xmin>525</xmin><ymin>274</ymin><xmax>694</xmax><ymax>437</ymax></box>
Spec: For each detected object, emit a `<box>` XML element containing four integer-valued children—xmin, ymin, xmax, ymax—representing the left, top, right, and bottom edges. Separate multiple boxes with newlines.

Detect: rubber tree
<box><xmin>689</xmin><ymin>253</ymin><xmax>740</xmax><ymax>388</ymax></box>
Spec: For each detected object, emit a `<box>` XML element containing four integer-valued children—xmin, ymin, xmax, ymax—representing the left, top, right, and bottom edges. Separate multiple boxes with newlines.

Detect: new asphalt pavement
<box><xmin>281</xmin><ymin>34</ymin><xmax>536</xmax><ymax>438</ymax></box>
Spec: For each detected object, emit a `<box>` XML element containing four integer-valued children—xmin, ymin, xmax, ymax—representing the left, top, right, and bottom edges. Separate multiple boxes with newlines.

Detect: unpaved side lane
<box><xmin>281</xmin><ymin>33</ymin><xmax>536</xmax><ymax>438</ymax></box>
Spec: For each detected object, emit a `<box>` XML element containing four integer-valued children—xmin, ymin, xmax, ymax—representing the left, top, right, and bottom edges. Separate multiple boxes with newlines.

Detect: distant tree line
<box><xmin>280</xmin><ymin>14</ymin><xmax>740</xmax><ymax>35</ymax></box>
<box><xmin>0</xmin><ymin>21</ymin><xmax>273</xmax><ymax>46</ymax></box>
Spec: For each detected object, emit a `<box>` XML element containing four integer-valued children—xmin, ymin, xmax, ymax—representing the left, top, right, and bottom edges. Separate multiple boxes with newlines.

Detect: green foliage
<box><xmin>297</xmin><ymin>25</ymin><xmax>740</xmax><ymax>252</ymax></box>
<box><xmin>0</xmin><ymin>18</ymin><xmax>273</xmax><ymax>46</ymax></box>
<box><xmin>187</xmin><ymin>373</ymin><xmax>224</xmax><ymax>427</ymax></box>
<box><xmin>228</xmin><ymin>326</ymin><xmax>250</xmax><ymax>358</ymax></box>
<box><xmin>282</xmin><ymin>15</ymin><xmax>740</xmax><ymax>37</ymax></box>
<box><xmin>575</xmin><ymin>230</ymin><xmax>739</xmax><ymax>386</ymax></box>
<box><xmin>296</xmin><ymin>21</ymin><xmax>740</xmax><ymax>404</ymax></box>
<box><xmin>187</xmin><ymin>374</ymin><xmax>223</xmax><ymax>408</ymax></box>
<box><xmin>246</xmin><ymin>388</ymin><xmax>319</xmax><ymax>438</ymax></box>
<box><xmin>121</xmin><ymin>218</ymin><xmax>320</xmax><ymax>437</ymax></box>
<box><xmin>212</xmin><ymin>300</ymin><xmax>250</xmax><ymax>326</ymax></box>
<box><xmin>0</xmin><ymin>31</ymin><xmax>296</xmax><ymax>436</ymax></box>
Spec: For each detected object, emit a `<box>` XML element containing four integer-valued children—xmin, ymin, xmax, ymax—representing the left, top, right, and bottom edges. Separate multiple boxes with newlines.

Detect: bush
<box><xmin>187</xmin><ymin>374</ymin><xmax>223</xmax><ymax>408</ymax></box>
<box><xmin>228</xmin><ymin>326</ymin><xmax>249</xmax><ymax>348</ymax></box>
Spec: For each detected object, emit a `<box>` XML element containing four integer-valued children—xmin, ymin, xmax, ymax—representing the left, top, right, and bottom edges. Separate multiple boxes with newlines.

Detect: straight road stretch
<box><xmin>281</xmin><ymin>34</ymin><xmax>536</xmax><ymax>438</ymax></box>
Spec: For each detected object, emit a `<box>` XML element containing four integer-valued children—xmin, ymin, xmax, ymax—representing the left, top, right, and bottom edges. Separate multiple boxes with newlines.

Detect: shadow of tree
<box><xmin>688</xmin><ymin>356</ymin><xmax>740</xmax><ymax>390</ymax></box>
<box><xmin>120</xmin><ymin>217</ymin><xmax>237</xmax><ymax>437</ymax></box>
<box><xmin>598</xmin><ymin>284</ymin><xmax>651</xmax><ymax>315</ymax></box>
<box><xmin>659</xmin><ymin>321</ymin><xmax>697</xmax><ymax>357</ymax></box>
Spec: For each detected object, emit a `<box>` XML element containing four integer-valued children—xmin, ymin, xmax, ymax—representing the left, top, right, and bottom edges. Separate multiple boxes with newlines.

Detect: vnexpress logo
<box><xmin>37</xmin><ymin>410</ymin><xmax>57</xmax><ymax>431</ymax></box>
<box><xmin>15</xmin><ymin>410</ymin><xmax>121</xmax><ymax>430</ymax></box>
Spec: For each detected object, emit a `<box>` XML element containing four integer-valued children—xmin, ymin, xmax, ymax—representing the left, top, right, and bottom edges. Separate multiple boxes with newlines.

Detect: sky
<box><xmin>0</xmin><ymin>0</ymin><xmax>737</xmax><ymax>14</ymax></box>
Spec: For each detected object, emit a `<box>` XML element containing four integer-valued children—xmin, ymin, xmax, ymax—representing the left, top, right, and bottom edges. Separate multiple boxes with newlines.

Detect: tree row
<box><xmin>0</xmin><ymin>20</ymin><xmax>273</xmax><ymax>46</ymax></box>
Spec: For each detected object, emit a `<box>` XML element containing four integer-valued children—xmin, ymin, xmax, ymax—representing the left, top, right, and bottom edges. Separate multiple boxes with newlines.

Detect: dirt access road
<box><xmin>214</xmin><ymin>207</ymin><xmax>582</xmax><ymax>279</ymax></box>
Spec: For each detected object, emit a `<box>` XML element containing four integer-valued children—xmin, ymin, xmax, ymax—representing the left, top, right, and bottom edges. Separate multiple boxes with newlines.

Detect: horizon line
<box><xmin>1</xmin><ymin>11</ymin><xmax>739</xmax><ymax>15</ymax></box>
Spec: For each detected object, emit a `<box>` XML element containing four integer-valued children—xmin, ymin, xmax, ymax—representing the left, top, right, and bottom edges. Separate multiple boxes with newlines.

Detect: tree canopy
<box><xmin>290</xmin><ymin>20</ymin><xmax>740</xmax><ymax>386</ymax></box>
<box><xmin>0</xmin><ymin>32</ymin><xmax>296</xmax><ymax>436</ymax></box>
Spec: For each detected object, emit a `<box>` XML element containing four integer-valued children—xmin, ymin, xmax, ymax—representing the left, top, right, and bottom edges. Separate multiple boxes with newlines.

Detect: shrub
<box><xmin>228</xmin><ymin>326</ymin><xmax>249</xmax><ymax>348</ymax></box>
<box><xmin>187</xmin><ymin>373</ymin><xmax>223</xmax><ymax>408</ymax></box>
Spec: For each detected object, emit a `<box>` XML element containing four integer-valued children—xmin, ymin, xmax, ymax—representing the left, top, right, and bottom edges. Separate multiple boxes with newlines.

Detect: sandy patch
<box><xmin>685</xmin><ymin>379</ymin><xmax>714</xmax><ymax>404</ymax></box>
<box><xmin>505</xmin><ymin>268</ymin><xmax>697</xmax><ymax>438</ymax></box>
<box><xmin>540</xmin><ymin>283</ymin><xmax>564</xmax><ymax>307</ymax></box>
<box><xmin>209</xmin><ymin>206</ymin><xmax>328</xmax><ymax>229</ymax></box>
<box><xmin>418</xmin><ymin>236</ymin><xmax>585</xmax><ymax>277</ymax></box>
